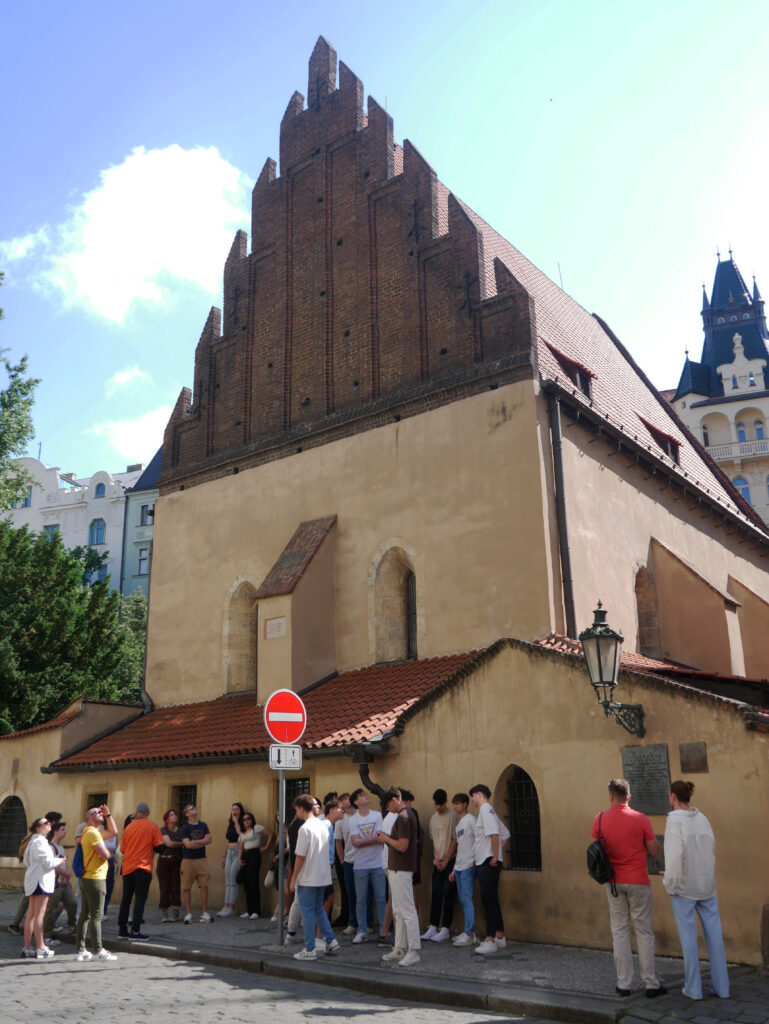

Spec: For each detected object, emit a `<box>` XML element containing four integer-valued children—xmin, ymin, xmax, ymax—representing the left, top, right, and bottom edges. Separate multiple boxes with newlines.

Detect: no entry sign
<box><xmin>263</xmin><ymin>689</ymin><xmax>307</xmax><ymax>744</ymax></box>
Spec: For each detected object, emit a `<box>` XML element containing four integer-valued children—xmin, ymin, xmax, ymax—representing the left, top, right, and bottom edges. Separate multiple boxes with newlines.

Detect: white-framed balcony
<box><xmin>707</xmin><ymin>438</ymin><xmax>769</xmax><ymax>461</ymax></box>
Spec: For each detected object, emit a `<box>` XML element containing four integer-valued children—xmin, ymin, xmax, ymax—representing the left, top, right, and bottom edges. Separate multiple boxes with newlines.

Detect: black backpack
<box><xmin>587</xmin><ymin>813</ymin><xmax>617</xmax><ymax>896</ymax></box>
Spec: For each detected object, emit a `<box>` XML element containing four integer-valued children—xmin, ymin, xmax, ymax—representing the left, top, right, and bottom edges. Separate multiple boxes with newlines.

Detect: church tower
<box><xmin>671</xmin><ymin>251</ymin><xmax>769</xmax><ymax>523</ymax></box>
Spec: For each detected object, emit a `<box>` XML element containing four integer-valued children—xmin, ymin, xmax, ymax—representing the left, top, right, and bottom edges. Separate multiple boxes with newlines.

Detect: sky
<box><xmin>2</xmin><ymin>0</ymin><xmax>769</xmax><ymax>477</ymax></box>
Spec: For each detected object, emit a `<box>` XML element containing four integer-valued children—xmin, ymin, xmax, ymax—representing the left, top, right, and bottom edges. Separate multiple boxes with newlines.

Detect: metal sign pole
<box><xmin>277</xmin><ymin>767</ymin><xmax>285</xmax><ymax>946</ymax></box>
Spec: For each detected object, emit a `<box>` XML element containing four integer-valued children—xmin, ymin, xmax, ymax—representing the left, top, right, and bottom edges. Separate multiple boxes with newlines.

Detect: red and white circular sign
<box><xmin>263</xmin><ymin>689</ymin><xmax>307</xmax><ymax>744</ymax></box>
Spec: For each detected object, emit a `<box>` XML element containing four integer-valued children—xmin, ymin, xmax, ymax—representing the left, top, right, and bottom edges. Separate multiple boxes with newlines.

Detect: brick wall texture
<box><xmin>160</xmin><ymin>37</ymin><xmax>536</xmax><ymax>493</ymax></box>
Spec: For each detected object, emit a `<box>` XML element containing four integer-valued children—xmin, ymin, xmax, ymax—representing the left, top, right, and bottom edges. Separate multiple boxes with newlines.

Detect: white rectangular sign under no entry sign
<box><xmin>269</xmin><ymin>744</ymin><xmax>303</xmax><ymax>770</ymax></box>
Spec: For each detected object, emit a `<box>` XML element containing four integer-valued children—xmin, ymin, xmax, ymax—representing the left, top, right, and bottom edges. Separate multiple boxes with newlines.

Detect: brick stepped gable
<box><xmin>160</xmin><ymin>37</ymin><xmax>536</xmax><ymax>492</ymax></box>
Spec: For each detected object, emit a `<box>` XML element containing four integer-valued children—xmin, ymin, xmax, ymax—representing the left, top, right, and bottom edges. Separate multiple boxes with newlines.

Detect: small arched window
<box><xmin>737</xmin><ymin>422</ymin><xmax>747</xmax><ymax>442</ymax></box>
<box><xmin>755</xmin><ymin>420</ymin><xmax>765</xmax><ymax>441</ymax></box>
<box><xmin>89</xmin><ymin>518</ymin><xmax>106</xmax><ymax>545</ymax></box>
<box><xmin>94</xmin><ymin>482</ymin><xmax>106</xmax><ymax>498</ymax></box>
<box><xmin>0</xmin><ymin>796</ymin><xmax>27</xmax><ymax>857</ymax></box>
<box><xmin>732</xmin><ymin>376</ymin><xmax>739</xmax><ymax>390</ymax></box>
<box><xmin>734</xmin><ymin>477</ymin><xmax>751</xmax><ymax>504</ymax></box>
<box><xmin>494</xmin><ymin>764</ymin><xmax>541</xmax><ymax>871</ymax></box>
<box><xmin>372</xmin><ymin>545</ymin><xmax>418</xmax><ymax>663</ymax></box>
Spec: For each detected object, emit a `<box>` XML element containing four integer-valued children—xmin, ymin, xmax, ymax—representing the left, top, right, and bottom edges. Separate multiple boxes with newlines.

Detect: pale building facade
<box><xmin>8</xmin><ymin>457</ymin><xmax>143</xmax><ymax>588</ymax></box>
<box><xmin>672</xmin><ymin>253</ymin><xmax>769</xmax><ymax>525</ymax></box>
<box><xmin>120</xmin><ymin>449</ymin><xmax>160</xmax><ymax>598</ymax></box>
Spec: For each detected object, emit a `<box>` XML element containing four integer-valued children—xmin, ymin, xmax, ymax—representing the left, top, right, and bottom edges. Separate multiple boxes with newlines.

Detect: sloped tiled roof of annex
<box><xmin>255</xmin><ymin>516</ymin><xmax>336</xmax><ymax>599</ymax></box>
<box><xmin>0</xmin><ymin>698</ymin><xmax>143</xmax><ymax>742</ymax></box>
<box><xmin>50</xmin><ymin>650</ymin><xmax>485</xmax><ymax>769</ymax></box>
<box><xmin>447</xmin><ymin>197</ymin><xmax>766</xmax><ymax>534</ymax></box>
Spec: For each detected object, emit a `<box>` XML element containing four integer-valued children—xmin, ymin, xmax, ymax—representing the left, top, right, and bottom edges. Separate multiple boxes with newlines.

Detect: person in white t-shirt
<box><xmin>470</xmin><ymin>783</ymin><xmax>509</xmax><ymax>956</ymax></box>
<box><xmin>377</xmin><ymin>803</ymin><xmax>398</xmax><ymax>945</ymax></box>
<box><xmin>289</xmin><ymin>795</ymin><xmax>341</xmax><ymax>961</ymax></box>
<box><xmin>334</xmin><ymin>794</ymin><xmax>360</xmax><ymax>935</ymax></box>
<box><xmin>449</xmin><ymin>793</ymin><xmax>477</xmax><ymax>945</ymax></box>
<box><xmin>349</xmin><ymin>788</ymin><xmax>386</xmax><ymax>944</ymax></box>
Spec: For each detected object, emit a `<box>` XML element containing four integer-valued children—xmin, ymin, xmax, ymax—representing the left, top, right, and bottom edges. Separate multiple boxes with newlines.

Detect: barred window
<box><xmin>285</xmin><ymin>777</ymin><xmax>311</xmax><ymax>821</ymax></box>
<box><xmin>500</xmin><ymin>765</ymin><xmax>541</xmax><ymax>872</ymax></box>
<box><xmin>85</xmin><ymin>792</ymin><xmax>108</xmax><ymax>814</ymax></box>
<box><xmin>173</xmin><ymin>785</ymin><xmax>198</xmax><ymax>822</ymax></box>
<box><xmin>0</xmin><ymin>796</ymin><xmax>27</xmax><ymax>858</ymax></box>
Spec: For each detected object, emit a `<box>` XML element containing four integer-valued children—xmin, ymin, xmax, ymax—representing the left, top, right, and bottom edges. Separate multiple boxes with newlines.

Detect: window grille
<box><xmin>285</xmin><ymin>777</ymin><xmax>311</xmax><ymax>821</ymax></box>
<box><xmin>405</xmin><ymin>571</ymin><xmax>418</xmax><ymax>660</ymax></box>
<box><xmin>503</xmin><ymin>766</ymin><xmax>542</xmax><ymax>871</ymax></box>
<box><xmin>0</xmin><ymin>797</ymin><xmax>27</xmax><ymax>857</ymax></box>
<box><xmin>173</xmin><ymin>785</ymin><xmax>198</xmax><ymax>822</ymax></box>
<box><xmin>85</xmin><ymin>792</ymin><xmax>108</xmax><ymax>816</ymax></box>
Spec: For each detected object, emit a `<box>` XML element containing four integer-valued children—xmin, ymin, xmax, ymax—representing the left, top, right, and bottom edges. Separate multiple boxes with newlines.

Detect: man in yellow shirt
<box><xmin>75</xmin><ymin>805</ymin><xmax>118</xmax><ymax>962</ymax></box>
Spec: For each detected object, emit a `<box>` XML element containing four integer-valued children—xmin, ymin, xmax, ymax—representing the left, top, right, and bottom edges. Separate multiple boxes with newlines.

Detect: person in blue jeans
<box><xmin>663</xmin><ymin>780</ymin><xmax>729</xmax><ymax>1001</ymax></box>
<box><xmin>289</xmin><ymin>794</ymin><xmax>340</xmax><ymax>961</ymax></box>
<box><xmin>349</xmin><ymin>788</ymin><xmax>386</xmax><ymax>943</ymax></box>
<box><xmin>449</xmin><ymin>793</ymin><xmax>477</xmax><ymax>945</ymax></box>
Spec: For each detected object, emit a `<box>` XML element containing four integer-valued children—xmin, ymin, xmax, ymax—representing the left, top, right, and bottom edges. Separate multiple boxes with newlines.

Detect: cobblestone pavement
<box><xmin>3</xmin><ymin>889</ymin><xmax>769</xmax><ymax>1023</ymax></box>
<box><xmin>0</xmin><ymin>931</ymin><xmax>555</xmax><ymax>1024</ymax></box>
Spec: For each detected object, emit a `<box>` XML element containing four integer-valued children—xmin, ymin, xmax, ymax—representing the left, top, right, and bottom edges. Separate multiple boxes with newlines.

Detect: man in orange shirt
<box><xmin>118</xmin><ymin>802</ymin><xmax>164</xmax><ymax>940</ymax></box>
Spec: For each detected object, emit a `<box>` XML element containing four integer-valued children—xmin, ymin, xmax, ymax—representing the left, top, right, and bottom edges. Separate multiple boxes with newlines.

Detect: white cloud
<box><xmin>105</xmin><ymin>365</ymin><xmax>152</xmax><ymax>397</ymax></box>
<box><xmin>90</xmin><ymin>404</ymin><xmax>172</xmax><ymax>461</ymax></box>
<box><xmin>0</xmin><ymin>226</ymin><xmax>51</xmax><ymax>263</ymax></box>
<box><xmin>1</xmin><ymin>145</ymin><xmax>250</xmax><ymax>323</ymax></box>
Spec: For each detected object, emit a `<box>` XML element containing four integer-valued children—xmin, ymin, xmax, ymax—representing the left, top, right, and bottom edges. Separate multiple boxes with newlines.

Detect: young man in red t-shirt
<box><xmin>592</xmin><ymin>779</ymin><xmax>666</xmax><ymax>998</ymax></box>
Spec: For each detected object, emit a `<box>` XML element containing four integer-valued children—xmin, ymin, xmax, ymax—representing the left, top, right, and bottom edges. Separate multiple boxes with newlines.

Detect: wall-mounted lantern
<box><xmin>579</xmin><ymin>601</ymin><xmax>645</xmax><ymax>737</ymax></box>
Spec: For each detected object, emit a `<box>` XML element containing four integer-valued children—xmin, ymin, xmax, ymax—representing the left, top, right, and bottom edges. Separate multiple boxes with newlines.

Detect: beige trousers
<box><xmin>607</xmin><ymin>883</ymin><xmax>659</xmax><ymax>990</ymax></box>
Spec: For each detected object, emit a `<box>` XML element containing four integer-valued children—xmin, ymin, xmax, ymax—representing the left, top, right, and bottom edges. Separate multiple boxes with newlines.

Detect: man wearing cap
<box><xmin>118</xmin><ymin>803</ymin><xmax>164</xmax><ymax>940</ymax></box>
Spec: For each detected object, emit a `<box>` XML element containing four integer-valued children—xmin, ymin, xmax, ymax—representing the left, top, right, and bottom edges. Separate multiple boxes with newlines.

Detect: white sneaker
<box><xmin>494</xmin><ymin>935</ymin><xmax>507</xmax><ymax>949</ymax></box>
<box><xmin>76</xmin><ymin>949</ymin><xmax>93</xmax><ymax>961</ymax></box>
<box><xmin>315</xmin><ymin>938</ymin><xmax>327</xmax><ymax>952</ymax></box>
<box><xmin>420</xmin><ymin>925</ymin><xmax>437</xmax><ymax>940</ymax></box>
<box><xmin>284</xmin><ymin>932</ymin><xmax>300</xmax><ymax>945</ymax></box>
<box><xmin>36</xmin><ymin>947</ymin><xmax>55</xmax><ymax>960</ymax></box>
<box><xmin>270</xmin><ymin>914</ymin><xmax>278</xmax><ymax>922</ymax></box>
<box><xmin>21</xmin><ymin>947</ymin><xmax>36</xmax><ymax>958</ymax></box>
<box><xmin>293</xmin><ymin>947</ymin><xmax>317</xmax><ymax>960</ymax></box>
<box><xmin>399</xmin><ymin>950</ymin><xmax>421</xmax><ymax>967</ymax></box>
<box><xmin>241</xmin><ymin>912</ymin><xmax>250</xmax><ymax>919</ymax></box>
<box><xmin>183</xmin><ymin>914</ymin><xmax>192</xmax><ymax>925</ymax></box>
<box><xmin>382</xmin><ymin>948</ymin><xmax>406</xmax><ymax>961</ymax></box>
<box><xmin>475</xmin><ymin>938</ymin><xmax>498</xmax><ymax>955</ymax></box>
<box><xmin>217</xmin><ymin>906</ymin><xmax>232</xmax><ymax>917</ymax></box>
<box><xmin>452</xmin><ymin>932</ymin><xmax>475</xmax><ymax>946</ymax></box>
<box><xmin>199</xmin><ymin>913</ymin><xmax>213</xmax><ymax>923</ymax></box>
<box><xmin>161</xmin><ymin>912</ymin><xmax>172</xmax><ymax>923</ymax></box>
<box><xmin>431</xmin><ymin>927</ymin><xmax>450</xmax><ymax>943</ymax></box>
<box><xmin>352</xmin><ymin>932</ymin><xmax>366</xmax><ymax>944</ymax></box>
<box><xmin>96</xmin><ymin>949</ymin><xmax>117</xmax><ymax>961</ymax></box>
<box><xmin>326</xmin><ymin>939</ymin><xmax>340</xmax><ymax>954</ymax></box>
<box><xmin>342</xmin><ymin>925</ymin><xmax>356</xmax><ymax>935</ymax></box>
<box><xmin>249</xmin><ymin>913</ymin><xmax>259</xmax><ymax>920</ymax></box>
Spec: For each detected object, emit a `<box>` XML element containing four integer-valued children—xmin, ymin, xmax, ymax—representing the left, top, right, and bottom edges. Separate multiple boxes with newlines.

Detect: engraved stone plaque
<box><xmin>265</xmin><ymin>616</ymin><xmax>287</xmax><ymax>639</ymax></box>
<box><xmin>679</xmin><ymin>742</ymin><xmax>708</xmax><ymax>774</ymax></box>
<box><xmin>621</xmin><ymin>744</ymin><xmax>671</xmax><ymax>816</ymax></box>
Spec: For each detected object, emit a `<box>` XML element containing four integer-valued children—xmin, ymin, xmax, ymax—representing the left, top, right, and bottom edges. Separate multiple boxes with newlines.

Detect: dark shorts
<box><xmin>323</xmin><ymin>884</ymin><xmax>334</xmax><ymax>900</ymax></box>
<box><xmin>32</xmin><ymin>884</ymin><xmax>50</xmax><ymax>896</ymax></box>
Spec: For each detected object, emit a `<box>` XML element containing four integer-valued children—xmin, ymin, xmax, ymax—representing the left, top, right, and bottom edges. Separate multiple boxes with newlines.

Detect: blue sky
<box><xmin>3</xmin><ymin>0</ymin><xmax>769</xmax><ymax>476</ymax></box>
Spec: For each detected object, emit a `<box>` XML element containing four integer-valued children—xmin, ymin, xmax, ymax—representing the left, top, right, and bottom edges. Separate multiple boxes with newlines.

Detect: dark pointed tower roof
<box><xmin>710</xmin><ymin>253</ymin><xmax>752</xmax><ymax>309</ymax></box>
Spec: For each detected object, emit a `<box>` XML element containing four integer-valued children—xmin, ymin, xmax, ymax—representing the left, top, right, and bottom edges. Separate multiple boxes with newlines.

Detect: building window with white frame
<box><xmin>139</xmin><ymin>504</ymin><xmax>151</xmax><ymax>526</ymax></box>
<box><xmin>43</xmin><ymin>524</ymin><xmax>60</xmax><ymax>540</ymax></box>
<box><xmin>94</xmin><ymin>482</ymin><xmax>106</xmax><ymax>498</ymax></box>
<box><xmin>138</xmin><ymin>546</ymin><xmax>149</xmax><ymax>576</ymax></box>
<box><xmin>734</xmin><ymin>477</ymin><xmax>751</xmax><ymax>504</ymax></box>
<box><xmin>89</xmin><ymin>518</ymin><xmax>106</xmax><ymax>545</ymax></box>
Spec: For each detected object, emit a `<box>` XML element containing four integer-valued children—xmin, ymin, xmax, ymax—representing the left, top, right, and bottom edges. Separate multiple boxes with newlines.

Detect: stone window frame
<box><xmin>89</xmin><ymin>518</ymin><xmax>106</xmax><ymax>545</ymax></box>
<box><xmin>367</xmin><ymin>537</ymin><xmax>425</xmax><ymax>665</ymax></box>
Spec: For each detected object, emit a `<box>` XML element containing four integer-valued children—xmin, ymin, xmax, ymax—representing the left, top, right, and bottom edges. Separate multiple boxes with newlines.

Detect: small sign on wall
<box><xmin>621</xmin><ymin>744</ymin><xmax>671</xmax><ymax>816</ymax></box>
<box><xmin>679</xmin><ymin>741</ymin><xmax>708</xmax><ymax>773</ymax></box>
<box><xmin>265</xmin><ymin>616</ymin><xmax>287</xmax><ymax>639</ymax></box>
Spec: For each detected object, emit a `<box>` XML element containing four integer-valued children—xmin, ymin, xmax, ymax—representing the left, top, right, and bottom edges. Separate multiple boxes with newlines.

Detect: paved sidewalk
<box><xmin>3</xmin><ymin>888</ymin><xmax>768</xmax><ymax>1023</ymax></box>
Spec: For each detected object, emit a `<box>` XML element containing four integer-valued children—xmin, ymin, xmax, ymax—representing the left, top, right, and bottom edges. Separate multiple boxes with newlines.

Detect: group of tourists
<box><xmin>9</xmin><ymin>776</ymin><xmax>729</xmax><ymax>999</ymax></box>
<box><xmin>592</xmin><ymin>778</ymin><xmax>729</xmax><ymax>1001</ymax></box>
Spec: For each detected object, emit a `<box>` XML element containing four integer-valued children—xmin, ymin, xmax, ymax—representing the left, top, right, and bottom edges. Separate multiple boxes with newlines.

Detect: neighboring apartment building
<box><xmin>670</xmin><ymin>251</ymin><xmax>769</xmax><ymax>524</ymax></box>
<box><xmin>120</xmin><ymin>448</ymin><xmax>161</xmax><ymax>599</ymax></box>
<box><xmin>9</xmin><ymin>457</ymin><xmax>144</xmax><ymax>588</ymax></box>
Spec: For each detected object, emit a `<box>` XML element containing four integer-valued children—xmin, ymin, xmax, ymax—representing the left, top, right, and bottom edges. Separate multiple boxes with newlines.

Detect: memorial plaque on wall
<box><xmin>621</xmin><ymin>745</ymin><xmax>671</xmax><ymax>815</ymax></box>
<box><xmin>679</xmin><ymin>742</ymin><xmax>708</xmax><ymax>773</ymax></box>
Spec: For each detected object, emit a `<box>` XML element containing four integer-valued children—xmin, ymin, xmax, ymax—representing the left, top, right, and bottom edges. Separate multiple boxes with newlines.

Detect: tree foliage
<box><xmin>0</xmin><ymin>524</ymin><xmax>146</xmax><ymax>734</ymax></box>
<box><xmin>1</xmin><ymin>272</ymin><xmax>40</xmax><ymax>511</ymax></box>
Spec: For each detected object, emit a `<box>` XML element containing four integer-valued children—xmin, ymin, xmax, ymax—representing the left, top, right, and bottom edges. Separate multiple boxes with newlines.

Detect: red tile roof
<box><xmin>451</xmin><ymin>196</ymin><xmax>766</xmax><ymax>534</ymax></box>
<box><xmin>536</xmin><ymin>632</ymin><xmax>682</xmax><ymax>673</ymax></box>
<box><xmin>51</xmin><ymin>650</ymin><xmax>485</xmax><ymax>769</ymax></box>
<box><xmin>255</xmin><ymin>516</ymin><xmax>336</xmax><ymax>599</ymax></box>
<box><xmin>0</xmin><ymin>707</ymin><xmax>82</xmax><ymax>741</ymax></box>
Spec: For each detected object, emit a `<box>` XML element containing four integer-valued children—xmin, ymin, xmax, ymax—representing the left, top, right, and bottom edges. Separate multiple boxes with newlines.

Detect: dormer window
<box><xmin>743</xmin><ymin>313</ymin><xmax>750</xmax><ymax>320</ymax></box>
<box><xmin>749</xmin><ymin>373</ymin><xmax>756</xmax><ymax>386</ymax></box>
<box><xmin>730</xmin><ymin>315</ymin><xmax>737</xmax><ymax>321</ymax></box>
<box><xmin>545</xmin><ymin>343</ymin><xmax>593</xmax><ymax>399</ymax></box>
<box><xmin>717</xmin><ymin>317</ymin><xmax>725</xmax><ymax>324</ymax></box>
<box><xmin>639</xmin><ymin>418</ymin><xmax>680</xmax><ymax>465</ymax></box>
<box><xmin>732</xmin><ymin>376</ymin><xmax>738</xmax><ymax>389</ymax></box>
<box><xmin>94</xmin><ymin>482</ymin><xmax>106</xmax><ymax>498</ymax></box>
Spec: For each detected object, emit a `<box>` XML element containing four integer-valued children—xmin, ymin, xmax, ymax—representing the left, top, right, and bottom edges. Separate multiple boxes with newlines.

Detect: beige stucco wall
<box><xmin>554</xmin><ymin>411</ymin><xmax>769</xmax><ymax>660</ymax></box>
<box><xmin>147</xmin><ymin>381</ymin><xmax>554</xmax><ymax>707</ymax></box>
<box><xmin>5</xmin><ymin>642</ymin><xmax>768</xmax><ymax>965</ymax></box>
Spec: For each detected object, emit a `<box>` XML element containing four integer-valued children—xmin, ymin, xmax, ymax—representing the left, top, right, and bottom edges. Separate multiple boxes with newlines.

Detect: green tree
<box><xmin>0</xmin><ymin>524</ymin><xmax>143</xmax><ymax>734</ymax></box>
<box><xmin>1</xmin><ymin>274</ymin><xmax>40</xmax><ymax>511</ymax></box>
<box><xmin>109</xmin><ymin>587</ymin><xmax>148</xmax><ymax>703</ymax></box>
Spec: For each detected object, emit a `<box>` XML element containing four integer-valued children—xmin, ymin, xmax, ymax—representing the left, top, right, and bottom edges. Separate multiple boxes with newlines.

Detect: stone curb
<box><xmin>2</xmin><ymin>927</ymin><xmax>619</xmax><ymax>1023</ymax></box>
